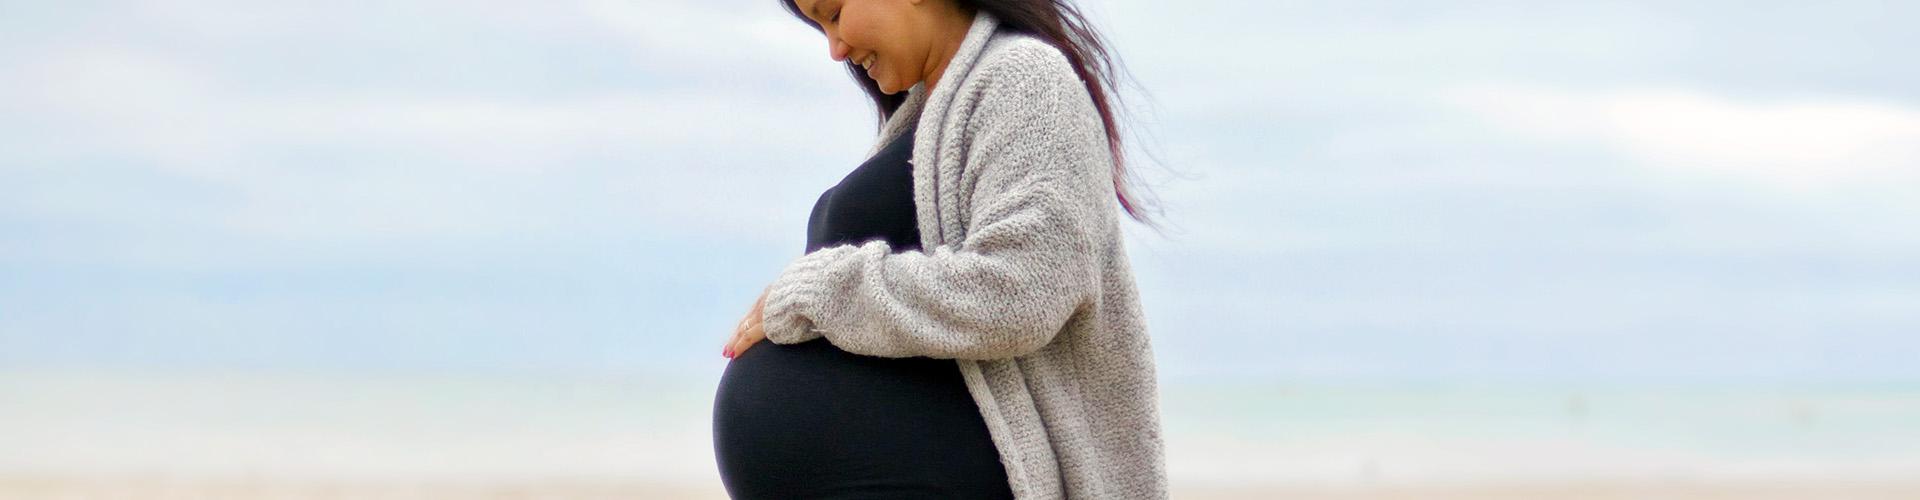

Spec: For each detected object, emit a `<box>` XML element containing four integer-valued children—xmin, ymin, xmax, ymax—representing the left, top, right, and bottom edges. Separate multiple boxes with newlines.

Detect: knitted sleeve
<box><xmin>758</xmin><ymin>45</ymin><xmax>1106</xmax><ymax>360</ymax></box>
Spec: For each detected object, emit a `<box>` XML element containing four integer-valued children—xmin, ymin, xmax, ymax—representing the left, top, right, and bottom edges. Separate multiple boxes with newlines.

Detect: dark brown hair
<box><xmin>779</xmin><ymin>0</ymin><xmax>1167</xmax><ymax>232</ymax></box>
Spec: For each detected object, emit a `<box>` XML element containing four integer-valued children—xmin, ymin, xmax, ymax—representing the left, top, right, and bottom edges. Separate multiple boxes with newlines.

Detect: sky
<box><xmin>2</xmin><ymin>0</ymin><xmax>1917</xmax><ymax>386</ymax></box>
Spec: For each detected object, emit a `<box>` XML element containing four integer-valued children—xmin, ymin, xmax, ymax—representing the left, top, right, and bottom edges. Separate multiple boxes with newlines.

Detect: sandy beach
<box><xmin>5</xmin><ymin>475</ymin><xmax>1919</xmax><ymax>500</ymax></box>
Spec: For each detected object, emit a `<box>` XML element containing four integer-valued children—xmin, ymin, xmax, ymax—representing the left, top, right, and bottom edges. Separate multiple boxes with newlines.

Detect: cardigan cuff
<box><xmin>761</xmin><ymin>244</ymin><xmax>857</xmax><ymax>345</ymax></box>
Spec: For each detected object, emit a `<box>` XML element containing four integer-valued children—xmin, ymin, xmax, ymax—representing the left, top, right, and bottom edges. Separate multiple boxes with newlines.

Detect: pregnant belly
<box><xmin>711</xmin><ymin>338</ymin><xmax>1010</xmax><ymax>498</ymax></box>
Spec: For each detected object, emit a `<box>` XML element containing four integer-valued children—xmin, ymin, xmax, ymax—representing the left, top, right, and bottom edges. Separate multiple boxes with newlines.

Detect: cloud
<box><xmin>6</xmin><ymin>0</ymin><xmax>1917</xmax><ymax>384</ymax></box>
<box><xmin>0</xmin><ymin>0</ymin><xmax>878</xmax><ymax>256</ymax></box>
<box><xmin>1443</xmin><ymin>83</ymin><xmax>1920</xmax><ymax>193</ymax></box>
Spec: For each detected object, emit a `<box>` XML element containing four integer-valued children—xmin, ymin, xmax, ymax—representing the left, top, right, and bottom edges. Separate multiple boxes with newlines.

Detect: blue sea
<box><xmin>2</xmin><ymin>370</ymin><xmax>1916</xmax><ymax>489</ymax></box>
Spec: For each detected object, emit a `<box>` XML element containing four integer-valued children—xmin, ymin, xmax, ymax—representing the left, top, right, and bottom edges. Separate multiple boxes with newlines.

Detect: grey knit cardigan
<box><xmin>758</xmin><ymin>9</ymin><xmax>1167</xmax><ymax>500</ymax></box>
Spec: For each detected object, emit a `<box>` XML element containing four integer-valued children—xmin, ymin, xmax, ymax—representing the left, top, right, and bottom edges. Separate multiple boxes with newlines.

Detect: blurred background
<box><xmin>3</xmin><ymin>0</ymin><xmax>1917</xmax><ymax>498</ymax></box>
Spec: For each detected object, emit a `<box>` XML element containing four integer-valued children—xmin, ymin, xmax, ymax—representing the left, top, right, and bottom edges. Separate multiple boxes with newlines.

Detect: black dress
<box><xmin>712</xmin><ymin>122</ymin><xmax>1013</xmax><ymax>499</ymax></box>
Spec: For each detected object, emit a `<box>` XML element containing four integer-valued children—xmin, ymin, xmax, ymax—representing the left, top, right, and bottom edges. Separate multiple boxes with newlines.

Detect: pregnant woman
<box><xmin>713</xmin><ymin>1</ymin><xmax>1167</xmax><ymax>498</ymax></box>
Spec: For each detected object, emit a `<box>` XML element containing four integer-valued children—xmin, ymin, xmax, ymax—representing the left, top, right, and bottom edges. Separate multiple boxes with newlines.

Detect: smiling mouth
<box><xmin>859</xmin><ymin>53</ymin><xmax>876</xmax><ymax>72</ymax></box>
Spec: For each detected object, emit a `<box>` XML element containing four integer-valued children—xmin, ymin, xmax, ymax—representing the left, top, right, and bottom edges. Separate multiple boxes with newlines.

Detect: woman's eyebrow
<box><xmin>806</xmin><ymin>1</ymin><xmax>824</xmax><ymax>22</ymax></box>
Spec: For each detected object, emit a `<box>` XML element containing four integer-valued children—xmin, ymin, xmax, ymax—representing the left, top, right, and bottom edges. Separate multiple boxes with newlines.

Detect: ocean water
<box><xmin>2</xmin><ymin>370</ymin><xmax>1916</xmax><ymax>487</ymax></box>
<box><xmin>1159</xmin><ymin>380</ymin><xmax>1920</xmax><ymax>485</ymax></box>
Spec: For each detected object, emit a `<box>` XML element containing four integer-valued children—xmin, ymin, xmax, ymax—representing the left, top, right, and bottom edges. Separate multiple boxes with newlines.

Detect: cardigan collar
<box><xmin>872</xmin><ymin>9</ymin><xmax>1001</xmax><ymax>247</ymax></box>
<box><xmin>864</xmin><ymin>8</ymin><xmax>1000</xmax><ymax>160</ymax></box>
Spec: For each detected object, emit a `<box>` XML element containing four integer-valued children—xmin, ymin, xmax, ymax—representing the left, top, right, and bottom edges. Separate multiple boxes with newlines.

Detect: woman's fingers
<box><xmin>725</xmin><ymin>312</ymin><xmax>763</xmax><ymax>359</ymax></box>
<box><xmin>724</xmin><ymin>315</ymin><xmax>747</xmax><ymax>358</ymax></box>
<box><xmin>724</xmin><ymin>288</ymin><xmax>771</xmax><ymax>360</ymax></box>
<box><xmin>726</xmin><ymin>318</ymin><xmax>767</xmax><ymax>359</ymax></box>
<box><xmin>732</xmin><ymin>325</ymin><xmax>760</xmax><ymax>358</ymax></box>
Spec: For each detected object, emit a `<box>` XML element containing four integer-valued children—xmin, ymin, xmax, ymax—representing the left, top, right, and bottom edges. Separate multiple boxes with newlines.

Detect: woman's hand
<box><xmin>723</xmin><ymin>285</ymin><xmax>772</xmax><ymax>359</ymax></box>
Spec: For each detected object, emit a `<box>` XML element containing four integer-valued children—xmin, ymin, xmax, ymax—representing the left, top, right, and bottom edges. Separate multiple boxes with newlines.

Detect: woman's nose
<box><xmin>829</xmin><ymin>38</ymin><xmax>850</xmax><ymax>62</ymax></box>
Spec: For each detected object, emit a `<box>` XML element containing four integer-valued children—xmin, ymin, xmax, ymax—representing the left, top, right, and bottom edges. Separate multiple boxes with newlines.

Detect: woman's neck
<box><xmin>920</xmin><ymin>7</ymin><xmax>977</xmax><ymax>94</ymax></box>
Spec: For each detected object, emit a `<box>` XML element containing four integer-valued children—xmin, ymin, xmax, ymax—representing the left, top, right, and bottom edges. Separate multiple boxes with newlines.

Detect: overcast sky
<box><xmin>2</xmin><ymin>0</ymin><xmax>1916</xmax><ymax>385</ymax></box>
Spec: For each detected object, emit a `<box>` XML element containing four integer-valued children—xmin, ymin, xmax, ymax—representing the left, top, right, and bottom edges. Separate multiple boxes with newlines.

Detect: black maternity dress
<box><xmin>712</xmin><ymin>121</ymin><xmax>1014</xmax><ymax>499</ymax></box>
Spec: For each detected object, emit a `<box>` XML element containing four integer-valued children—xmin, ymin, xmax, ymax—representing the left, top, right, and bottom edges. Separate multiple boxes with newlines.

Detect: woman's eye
<box><xmin>831</xmin><ymin>13</ymin><xmax>839</xmax><ymax>23</ymax></box>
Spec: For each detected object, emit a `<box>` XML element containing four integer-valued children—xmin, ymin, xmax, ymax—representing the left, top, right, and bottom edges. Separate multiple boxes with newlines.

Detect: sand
<box><xmin>5</xmin><ymin>475</ymin><xmax>1918</xmax><ymax>499</ymax></box>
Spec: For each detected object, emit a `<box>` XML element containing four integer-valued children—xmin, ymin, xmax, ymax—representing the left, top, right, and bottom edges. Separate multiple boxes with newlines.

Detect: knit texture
<box><xmin>759</xmin><ymin>10</ymin><xmax>1167</xmax><ymax>500</ymax></box>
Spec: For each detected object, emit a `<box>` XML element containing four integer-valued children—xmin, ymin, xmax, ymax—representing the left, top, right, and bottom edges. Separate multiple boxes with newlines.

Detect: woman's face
<box><xmin>793</xmin><ymin>0</ymin><xmax>947</xmax><ymax>94</ymax></box>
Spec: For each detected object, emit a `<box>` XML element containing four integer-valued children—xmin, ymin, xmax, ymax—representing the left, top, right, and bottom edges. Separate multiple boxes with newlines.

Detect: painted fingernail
<box><xmin>723</xmin><ymin>348</ymin><xmax>734</xmax><ymax>359</ymax></box>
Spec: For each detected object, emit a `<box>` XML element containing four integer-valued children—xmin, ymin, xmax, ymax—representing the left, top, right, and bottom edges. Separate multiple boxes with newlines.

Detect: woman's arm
<box><xmin>759</xmin><ymin>46</ymin><xmax>1109</xmax><ymax>360</ymax></box>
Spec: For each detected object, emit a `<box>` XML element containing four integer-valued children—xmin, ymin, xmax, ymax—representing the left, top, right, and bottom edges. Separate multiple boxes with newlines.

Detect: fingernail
<box><xmin>723</xmin><ymin>348</ymin><xmax>734</xmax><ymax>359</ymax></box>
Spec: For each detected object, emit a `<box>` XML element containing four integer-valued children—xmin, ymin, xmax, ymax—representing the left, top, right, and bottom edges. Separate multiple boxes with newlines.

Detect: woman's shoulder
<box><xmin>980</xmin><ymin>31</ymin><xmax>1068</xmax><ymax>67</ymax></box>
<box><xmin>955</xmin><ymin>31</ymin><xmax>1103</xmax><ymax>131</ymax></box>
<box><xmin>969</xmin><ymin>31</ymin><xmax>1082</xmax><ymax>95</ymax></box>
